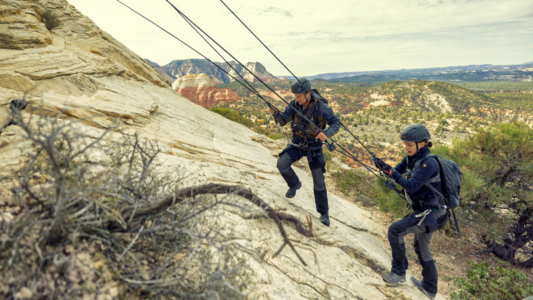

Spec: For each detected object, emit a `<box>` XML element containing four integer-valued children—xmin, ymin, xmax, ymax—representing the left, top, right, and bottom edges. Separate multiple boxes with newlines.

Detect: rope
<box><xmin>161</xmin><ymin>1</ymin><xmax>378</xmax><ymax>167</ymax></box>
<box><xmin>119</xmin><ymin>0</ymin><xmax>532</xmax><ymax>264</ymax></box>
<box><xmin>455</xmin><ymin>215</ymin><xmax>533</xmax><ymax>260</ymax></box>
<box><xmin>115</xmin><ymin>0</ymin><xmax>279</xmax><ymax>113</ymax></box>
<box><xmin>454</xmin><ymin>210</ymin><xmax>533</xmax><ymax>254</ymax></box>
<box><xmin>219</xmin><ymin>0</ymin><xmax>299</xmax><ymax>81</ymax></box>
<box><xmin>219</xmin><ymin>0</ymin><xmax>378</xmax><ymax>162</ymax></box>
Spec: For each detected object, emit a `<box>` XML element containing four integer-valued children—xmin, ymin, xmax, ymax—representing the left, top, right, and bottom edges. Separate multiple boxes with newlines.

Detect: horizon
<box><xmin>69</xmin><ymin>0</ymin><xmax>533</xmax><ymax>77</ymax></box>
<box><xmin>147</xmin><ymin>57</ymin><xmax>532</xmax><ymax>78</ymax></box>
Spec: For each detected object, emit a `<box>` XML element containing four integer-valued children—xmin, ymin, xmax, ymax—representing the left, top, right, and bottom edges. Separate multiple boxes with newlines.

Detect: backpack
<box><xmin>311</xmin><ymin>89</ymin><xmax>328</xmax><ymax>104</ymax></box>
<box><xmin>418</xmin><ymin>154</ymin><xmax>463</xmax><ymax>209</ymax></box>
<box><xmin>414</xmin><ymin>154</ymin><xmax>463</xmax><ymax>236</ymax></box>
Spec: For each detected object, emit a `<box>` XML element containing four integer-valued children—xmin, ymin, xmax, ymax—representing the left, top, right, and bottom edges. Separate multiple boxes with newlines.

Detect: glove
<box><xmin>273</xmin><ymin>111</ymin><xmax>283</xmax><ymax>123</ymax></box>
<box><xmin>374</xmin><ymin>158</ymin><xmax>393</xmax><ymax>174</ymax></box>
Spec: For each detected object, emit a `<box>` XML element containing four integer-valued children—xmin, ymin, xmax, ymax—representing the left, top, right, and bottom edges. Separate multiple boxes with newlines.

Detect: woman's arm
<box><xmin>392</xmin><ymin>158</ymin><xmax>438</xmax><ymax>194</ymax></box>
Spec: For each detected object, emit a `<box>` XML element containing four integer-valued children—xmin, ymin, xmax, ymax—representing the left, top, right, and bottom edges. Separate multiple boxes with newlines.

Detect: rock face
<box><xmin>164</xmin><ymin>59</ymin><xmax>229</xmax><ymax>84</ymax></box>
<box><xmin>0</xmin><ymin>0</ymin><xmax>168</xmax><ymax>89</ymax></box>
<box><xmin>0</xmin><ymin>1</ymin><xmax>446</xmax><ymax>299</ymax></box>
<box><xmin>145</xmin><ymin>59</ymin><xmax>174</xmax><ymax>83</ymax></box>
<box><xmin>151</xmin><ymin>58</ymin><xmax>278</xmax><ymax>84</ymax></box>
<box><xmin>172</xmin><ymin>73</ymin><xmax>240</xmax><ymax>107</ymax></box>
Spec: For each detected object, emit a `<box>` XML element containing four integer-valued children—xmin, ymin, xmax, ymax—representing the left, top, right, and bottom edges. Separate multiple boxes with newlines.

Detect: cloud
<box><xmin>68</xmin><ymin>0</ymin><xmax>533</xmax><ymax>76</ymax></box>
<box><xmin>256</xmin><ymin>7</ymin><xmax>292</xmax><ymax>18</ymax></box>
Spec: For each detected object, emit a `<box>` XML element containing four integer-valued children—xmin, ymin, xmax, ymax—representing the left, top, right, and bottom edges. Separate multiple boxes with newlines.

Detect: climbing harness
<box><xmin>416</xmin><ymin>209</ymin><xmax>432</xmax><ymax>226</ymax></box>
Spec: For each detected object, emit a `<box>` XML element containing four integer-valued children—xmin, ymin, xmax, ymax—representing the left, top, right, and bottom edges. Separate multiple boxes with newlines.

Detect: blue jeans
<box><xmin>276</xmin><ymin>145</ymin><xmax>328</xmax><ymax>214</ymax></box>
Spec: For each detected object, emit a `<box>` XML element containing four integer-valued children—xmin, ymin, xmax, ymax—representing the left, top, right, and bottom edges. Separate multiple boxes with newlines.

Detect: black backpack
<box><xmin>414</xmin><ymin>154</ymin><xmax>463</xmax><ymax>235</ymax></box>
<box><xmin>417</xmin><ymin>154</ymin><xmax>463</xmax><ymax>209</ymax></box>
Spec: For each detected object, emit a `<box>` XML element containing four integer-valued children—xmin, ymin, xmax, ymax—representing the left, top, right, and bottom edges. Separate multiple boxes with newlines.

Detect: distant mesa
<box><xmin>145</xmin><ymin>58</ymin><xmax>280</xmax><ymax>84</ymax></box>
<box><xmin>172</xmin><ymin>73</ymin><xmax>240</xmax><ymax>107</ymax></box>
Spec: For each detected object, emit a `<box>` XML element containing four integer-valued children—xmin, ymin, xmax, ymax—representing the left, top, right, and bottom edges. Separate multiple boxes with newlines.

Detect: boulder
<box><xmin>172</xmin><ymin>73</ymin><xmax>240</xmax><ymax>107</ymax></box>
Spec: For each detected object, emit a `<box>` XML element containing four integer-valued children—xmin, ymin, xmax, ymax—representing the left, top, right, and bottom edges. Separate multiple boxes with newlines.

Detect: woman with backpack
<box><xmin>374</xmin><ymin>124</ymin><xmax>449</xmax><ymax>300</ymax></box>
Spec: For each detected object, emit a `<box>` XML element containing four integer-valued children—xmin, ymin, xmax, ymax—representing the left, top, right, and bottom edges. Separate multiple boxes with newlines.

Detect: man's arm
<box><xmin>271</xmin><ymin>101</ymin><xmax>294</xmax><ymax>127</ymax></box>
<box><xmin>322</xmin><ymin>105</ymin><xmax>340</xmax><ymax>137</ymax></box>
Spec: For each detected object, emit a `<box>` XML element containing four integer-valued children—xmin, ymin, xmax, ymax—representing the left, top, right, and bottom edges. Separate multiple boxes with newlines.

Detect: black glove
<box><xmin>374</xmin><ymin>158</ymin><xmax>392</xmax><ymax>172</ymax></box>
<box><xmin>273</xmin><ymin>111</ymin><xmax>282</xmax><ymax>123</ymax></box>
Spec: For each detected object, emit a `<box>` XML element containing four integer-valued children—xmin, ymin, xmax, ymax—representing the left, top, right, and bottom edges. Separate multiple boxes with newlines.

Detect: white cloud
<box><xmin>68</xmin><ymin>0</ymin><xmax>533</xmax><ymax>76</ymax></box>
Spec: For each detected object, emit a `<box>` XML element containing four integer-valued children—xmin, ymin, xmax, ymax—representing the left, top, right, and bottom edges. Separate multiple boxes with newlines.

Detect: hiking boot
<box><xmin>382</xmin><ymin>272</ymin><xmax>406</xmax><ymax>286</ymax></box>
<box><xmin>285</xmin><ymin>180</ymin><xmax>302</xmax><ymax>198</ymax></box>
<box><xmin>320</xmin><ymin>212</ymin><xmax>330</xmax><ymax>226</ymax></box>
<box><xmin>411</xmin><ymin>276</ymin><xmax>436</xmax><ymax>300</ymax></box>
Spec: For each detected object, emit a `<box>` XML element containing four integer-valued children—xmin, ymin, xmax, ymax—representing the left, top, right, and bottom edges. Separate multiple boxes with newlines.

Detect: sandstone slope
<box><xmin>0</xmin><ymin>1</ymin><xmax>445</xmax><ymax>299</ymax></box>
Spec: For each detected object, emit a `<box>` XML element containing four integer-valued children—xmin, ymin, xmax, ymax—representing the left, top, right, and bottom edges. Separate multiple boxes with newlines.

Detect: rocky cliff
<box><xmin>0</xmin><ymin>1</ymin><xmax>445</xmax><ymax>299</ymax></box>
<box><xmin>151</xmin><ymin>58</ymin><xmax>278</xmax><ymax>84</ymax></box>
<box><xmin>145</xmin><ymin>58</ymin><xmax>174</xmax><ymax>83</ymax></box>
<box><xmin>172</xmin><ymin>73</ymin><xmax>240</xmax><ymax>107</ymax></box>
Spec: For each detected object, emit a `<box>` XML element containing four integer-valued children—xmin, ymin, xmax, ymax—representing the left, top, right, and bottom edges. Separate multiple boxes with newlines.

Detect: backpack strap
<box><xmin>413</xmin><ymin>154</ymin><xmax>441</xmax><ymax>183</ymax></box>
<box><xmin>450</xmin><ymin>209</ymin><xmax>462</xmax><ymax>237</ymax></box>
<box><xmin>405</xmin><ymin>154</ymin><xmax>441</xmax><ymax>183</ymax></box>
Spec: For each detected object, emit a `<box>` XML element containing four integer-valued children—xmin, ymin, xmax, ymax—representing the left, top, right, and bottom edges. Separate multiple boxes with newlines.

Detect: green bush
<box><xmin>451</xmin><ymin>262</ymin><xmax>533</xmax><ymax>300</ymax></box>
<box><xmin>433</xmin><ymin>122</ymin><xmax>533</xmax><ymax>267</ymax></box>
<box><xmin>210</xmin><ymin>107</ymin><xmax>253</xmax><ymax>128</ymax></box>
<box><xmin>42</xmin><ymin>9</ymin><xmax>61</xmax><ymax>30</ymax></box>
<box><xmin>375</xmin><ymin>178</ymin><xmax>410</xmax><ymax>217</ymax></box>
<box><xmin>267</xmin><ymin>132</ymin><xmax>284</xmax><ymax>139</ymax></box>
<box><xmin>331</xmin><ymin>169</ymin><xmax>381</xmax><ymax>204</ymax></box>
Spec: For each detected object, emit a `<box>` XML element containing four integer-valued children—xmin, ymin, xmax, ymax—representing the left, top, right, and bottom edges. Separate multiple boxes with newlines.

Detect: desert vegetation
<box><xmin>211</xmin><ymin>78</ymin><xmax>533</xmax><ymax>298</ymax></box>
<box><xmin>0</xmin><ymin>101</ymin><xmax>313</xmax><ymax>299</ymax></box>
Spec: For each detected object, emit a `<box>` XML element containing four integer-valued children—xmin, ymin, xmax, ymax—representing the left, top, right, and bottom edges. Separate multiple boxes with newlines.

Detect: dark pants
<box><xmin>276</xmin><ymin>145</ymin><xmax>328</xmax><ymax>214</ymax></box>
<box><xmin>388</xmin><ymin>209</ymin><xmax>446</xmax><ymax>295</ymax></box>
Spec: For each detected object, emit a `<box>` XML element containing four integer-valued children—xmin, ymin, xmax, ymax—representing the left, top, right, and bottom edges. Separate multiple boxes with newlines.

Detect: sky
<box><xmin>68</xmin><ymin>0</ymin><xmax>533</xmax><ymax>77</ymax></box>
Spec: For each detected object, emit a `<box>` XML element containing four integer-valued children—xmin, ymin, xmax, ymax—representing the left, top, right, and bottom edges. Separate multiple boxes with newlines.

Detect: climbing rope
<box><xmin>117</xmin><ymin>0</ymin><xmax>533</xmax><ymax>262</ymax></box>
<box><xmin>117</xmin><ymin>0</ymin><xmax>405</xmax><ymax>206</ymax></box>
<box><xmin>218</xmin><ymin>0</ymin><xmax>533</xmax><ymax>260</ymax></box>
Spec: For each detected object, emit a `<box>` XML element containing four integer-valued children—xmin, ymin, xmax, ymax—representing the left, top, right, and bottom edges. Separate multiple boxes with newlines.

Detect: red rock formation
<box><xmin>172</xmin><ymin>73</ymin><xmax>240</xmax><ymax>107</ymax></box>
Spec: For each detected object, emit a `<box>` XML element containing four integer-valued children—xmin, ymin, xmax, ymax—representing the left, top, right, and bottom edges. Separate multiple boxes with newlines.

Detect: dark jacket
<box><xmin>275</xmin><ymin>92</ymin><xmax>340</xmax><ymax>143</ymax></box>
<box><xmin>391</xmin><ymin>146</ymin><xmax>442</xmax><ymax>205</ymax></box>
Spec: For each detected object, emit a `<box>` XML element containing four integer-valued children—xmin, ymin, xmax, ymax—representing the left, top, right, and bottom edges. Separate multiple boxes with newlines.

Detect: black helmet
<box><xmin>291</xmin><ymin>78</ymin><xmax>312</xmax><ymax>94</ymax></box>
<box><xmin>400</xmin><ymin>124</ymin><xmax>431</xmax><ymax>142</ymax></box>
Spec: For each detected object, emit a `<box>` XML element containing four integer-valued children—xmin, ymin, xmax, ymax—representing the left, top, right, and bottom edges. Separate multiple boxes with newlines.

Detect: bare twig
<box><xmin>120</xmin><ymin>183</ymin><xmax>313</xmax><ymax>266</ymax></box>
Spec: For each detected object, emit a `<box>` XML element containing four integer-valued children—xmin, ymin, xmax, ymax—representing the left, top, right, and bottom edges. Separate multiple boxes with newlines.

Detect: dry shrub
<box><xmin>0</xmin><ymin>103</ymin><xmax>255</xmax><ymax>299</ymax></box>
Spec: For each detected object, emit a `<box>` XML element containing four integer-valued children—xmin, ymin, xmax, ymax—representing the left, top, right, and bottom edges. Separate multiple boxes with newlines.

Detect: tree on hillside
<box><xmin>435</xmin><ymin>122</ymin><xmax>533</xmax><ymax>267</ymax></box>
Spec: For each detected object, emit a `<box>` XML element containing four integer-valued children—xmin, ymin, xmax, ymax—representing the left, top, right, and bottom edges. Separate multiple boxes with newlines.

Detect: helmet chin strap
<box><xmin>301</xmin><ymin>92</ymin><xmax>311</xmax><ymax>106</ymax></box>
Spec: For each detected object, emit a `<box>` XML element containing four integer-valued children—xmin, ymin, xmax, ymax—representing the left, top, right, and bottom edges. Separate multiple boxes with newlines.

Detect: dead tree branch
<box><xmin>121</xmin><ymin>183</ymin><xmax>314</xmax><ymax>265</ymax></box>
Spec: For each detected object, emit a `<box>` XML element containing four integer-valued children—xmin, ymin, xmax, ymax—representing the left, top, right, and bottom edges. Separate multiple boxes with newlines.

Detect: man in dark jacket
<box><xmin>375</xmin><ymin>124</ymin><xmax>448</xmax><ymax>300</ymax></box>
<box><xmin>271</xmin><ymin>78</ymin><xmax>340</xmax><ymax>226</ymax></box>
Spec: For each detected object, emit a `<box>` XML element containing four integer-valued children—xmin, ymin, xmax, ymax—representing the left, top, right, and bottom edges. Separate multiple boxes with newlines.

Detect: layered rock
<box><xmin>0</xmin><ymin>1</ymin><xmax>52</xmax><ymax>49</ymax></box>
<box><xmin>163</xmin><ymin>59</ymin><xmax>229</xmax><ymax>84</ymax></box>
<box><xmin>0</xmin><ymin>0</ymin><xmax>167</xmax><ymax>89</ymax></box>
<box><xmin>0</xmin><ymin>1</ymin><xmax>447</xmax><ymax>299</ymax></box>
<box><xmin>172</xmin><ymin>73</ymin><xmax>240</xmax><ymax>107</ymax></box>
<box><xmin>239</xmin><ymin>61</ymin><xmax>275</xmax><ymax>83</ymax></box>
<box><xmin>150</xmin><ymin>58</ymin><xmax>278</xmax><ymax>84</ymax></box>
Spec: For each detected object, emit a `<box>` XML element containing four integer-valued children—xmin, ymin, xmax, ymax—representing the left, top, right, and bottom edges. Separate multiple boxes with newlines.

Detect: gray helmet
<box><xmin>291</xmin><ymin>78</ymin><xmax>312</xmax><ymax>94</ymax></box>
<box><xmin>400</xmin><ymin>124</ymin><xmax>431</xmax><ymax>142</ymax></box>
